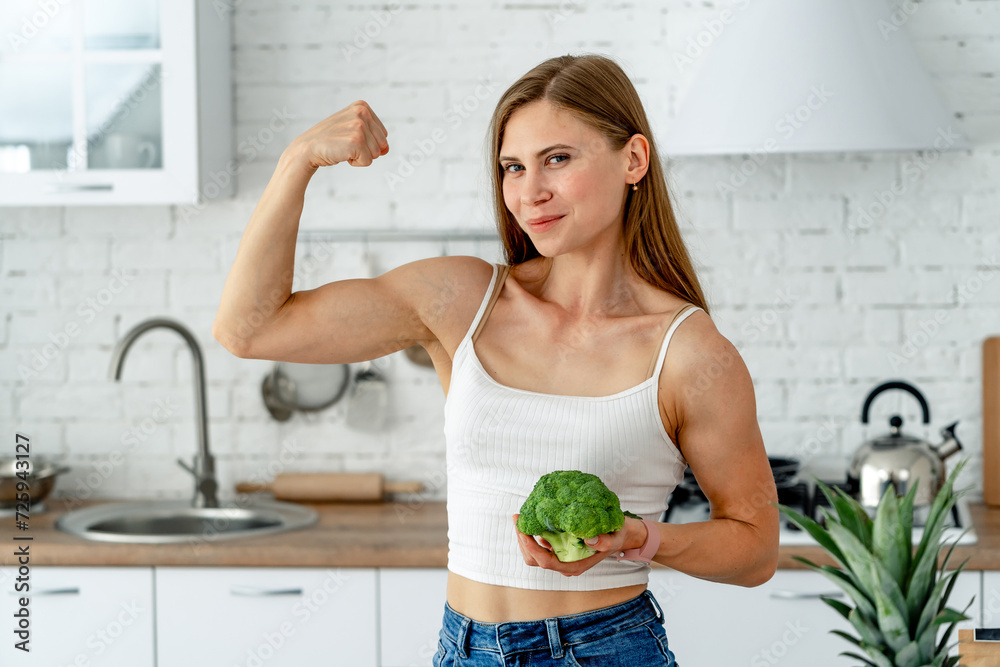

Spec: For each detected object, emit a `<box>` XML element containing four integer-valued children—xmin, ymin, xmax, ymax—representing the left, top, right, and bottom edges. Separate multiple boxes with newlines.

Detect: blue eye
<box><xmin>501</xmin><ymin>154</ymin><xmax>568</xmax><ymax>174</ymax></box>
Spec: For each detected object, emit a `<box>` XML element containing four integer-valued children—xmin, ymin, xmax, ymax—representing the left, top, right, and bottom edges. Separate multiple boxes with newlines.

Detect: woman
<box><xmin>214</xmin><ymin>53</ymin><xmax>778</xmax><ymax>666</ymax></box>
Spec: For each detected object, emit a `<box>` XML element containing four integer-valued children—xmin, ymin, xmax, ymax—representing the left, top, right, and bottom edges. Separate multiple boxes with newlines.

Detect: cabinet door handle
<box><xmin>34</xmin><ymin>588</ymin><xmax>81</xmax><ymax>595</ymax></box>
<box><xmin>230</xmin><ymin>585</ymin><xmax>303</xmax><ymax>597</ymax></box>
<box><xmin>46</xmin><ymin>184</ymin><xmax>115</xmax><ymax>192</ymax></box>
<box><xmin>770</xmin><ymin>590</ymin><xmax>845</xmax><ymax>600</ymax></box>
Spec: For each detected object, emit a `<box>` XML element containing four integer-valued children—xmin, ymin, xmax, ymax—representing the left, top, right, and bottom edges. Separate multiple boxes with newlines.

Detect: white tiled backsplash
<box><xmin>2</xmin><ymin>1</ymin><xmax>998</xmax><ymax>504</ymax></box>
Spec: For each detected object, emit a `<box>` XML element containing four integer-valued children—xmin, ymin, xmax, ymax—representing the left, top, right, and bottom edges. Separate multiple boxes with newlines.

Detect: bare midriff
<box><xmin>446</xmin><ymin>571</ymin><xmax>648</xmax><ymax>623</ymax></box>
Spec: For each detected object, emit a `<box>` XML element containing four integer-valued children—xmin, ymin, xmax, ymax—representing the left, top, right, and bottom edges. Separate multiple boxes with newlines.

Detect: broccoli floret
<box><xmin>516</xmin><ymin>470</ymin><xmax>636</xmax><ymax>563</ymax></box>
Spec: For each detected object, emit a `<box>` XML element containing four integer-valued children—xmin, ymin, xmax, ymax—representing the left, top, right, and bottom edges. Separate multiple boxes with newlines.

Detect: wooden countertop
<box><xmin>2</xmin><ymin>498</ymin><xmax>997</xmax><ymax>570</ymax></box>
<box><xmin>0</xmin><ymin>497</ymin><xmax>448</xmax><ymax>568</ymax></box>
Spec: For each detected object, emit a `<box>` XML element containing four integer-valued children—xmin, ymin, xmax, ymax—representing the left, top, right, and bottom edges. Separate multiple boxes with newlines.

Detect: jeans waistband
<box><xmin>441</xmin><ymin>589</ymin><xmax>664</xmax><ymax>660</ymax></box>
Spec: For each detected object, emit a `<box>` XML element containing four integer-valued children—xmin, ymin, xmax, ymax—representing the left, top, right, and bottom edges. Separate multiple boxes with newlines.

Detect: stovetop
<box><xmin>662</xmin><ymin>475</ymin><xmax>977</xmax><ymax>547</ymax></box>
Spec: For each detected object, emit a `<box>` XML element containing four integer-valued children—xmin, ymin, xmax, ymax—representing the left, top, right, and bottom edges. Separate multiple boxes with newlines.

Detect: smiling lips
<box><xmin>526</xmin><ymin>214</ymin><xmax>564</xmax><ymax>230</ymax></box>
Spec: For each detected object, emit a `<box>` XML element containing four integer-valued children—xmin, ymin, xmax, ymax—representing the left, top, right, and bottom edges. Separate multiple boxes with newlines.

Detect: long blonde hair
<box><xmin>485</xmin><ymin>53</ymin><xmax>710</xmax><ymax>315</ymax></box>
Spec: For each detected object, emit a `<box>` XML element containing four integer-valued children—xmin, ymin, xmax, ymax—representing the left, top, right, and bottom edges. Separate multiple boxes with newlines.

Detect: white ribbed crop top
<box><xmin>443</xmin><ymin>262</ymin><xmax>701</xmax><ymax>591</ymax></box>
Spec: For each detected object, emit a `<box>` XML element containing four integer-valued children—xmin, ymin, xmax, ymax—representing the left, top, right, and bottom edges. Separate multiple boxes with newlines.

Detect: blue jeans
<box><xmin>432</xmin><ymin>589</ymin><xmax>679</xmax><ymax>666</ymax></box>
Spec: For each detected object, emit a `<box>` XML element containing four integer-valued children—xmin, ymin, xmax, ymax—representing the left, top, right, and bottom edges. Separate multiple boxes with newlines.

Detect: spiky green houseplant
<box><xmin>777</xmin><ymin>459</ymin><xmax>974</xmax><ymax>667</ymax></box>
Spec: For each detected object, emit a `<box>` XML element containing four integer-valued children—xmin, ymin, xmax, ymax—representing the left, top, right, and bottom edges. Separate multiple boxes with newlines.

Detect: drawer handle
<box><xmin>47</xmin><ymin>184</ymin><xmax>115</xmax><ymax>192</ymax></box>
<box><xmin>770</xmin><ymin>590</ymin><xmax>845</xmax><ymax>600</ymax></box>
<box><xmin>35</xmin><ymin>588</ymin><xmax>81</xmax><ymax>595</ymax></box>
<box><xmin>230</xmin><ymin>585</ymin><xmax>303</xmax><ymax>597</ymax></box>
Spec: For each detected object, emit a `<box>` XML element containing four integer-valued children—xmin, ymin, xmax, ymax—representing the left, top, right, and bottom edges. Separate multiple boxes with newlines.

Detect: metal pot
<box><xmin>0</xmin><ymin>457</ymin><xmax>71</xmax><ymax>509</ymax></box>
<box><xmin>847</xmin><ymin>380</ymin><xmax>963</xmax><ymax>508</ymax></box>
<box><xmin>679</xmin><ymin>456</ymin><xmax>800</xmax><ymax>496</ymax></box>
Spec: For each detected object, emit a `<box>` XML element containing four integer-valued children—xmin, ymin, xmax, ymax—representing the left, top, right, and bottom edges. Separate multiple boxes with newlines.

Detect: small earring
<box><xmin>632</xmin><ymin>182</ymin><xmax>638</xmax><ymax>192</ymax></box>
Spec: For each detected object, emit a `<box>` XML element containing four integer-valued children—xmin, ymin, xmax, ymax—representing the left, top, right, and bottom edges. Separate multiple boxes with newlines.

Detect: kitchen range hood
<box><xmin>661</xmin><ymin>0</ymin><xmax>970</xmax><ymax>155</ymax></box>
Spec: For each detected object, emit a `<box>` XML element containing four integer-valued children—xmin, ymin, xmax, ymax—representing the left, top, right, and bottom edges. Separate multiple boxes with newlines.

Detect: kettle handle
<box><xmin>860</xmin><ymin>380</ymin><xmax>930</xmax><ymax>425</ymax></box>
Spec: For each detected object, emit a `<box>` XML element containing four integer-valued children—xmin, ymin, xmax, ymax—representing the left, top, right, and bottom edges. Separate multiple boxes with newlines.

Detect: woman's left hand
<box><xmin>511</xmin><ymin>514</ymin><xmax>644</xmax><ymax>577</ymax></box>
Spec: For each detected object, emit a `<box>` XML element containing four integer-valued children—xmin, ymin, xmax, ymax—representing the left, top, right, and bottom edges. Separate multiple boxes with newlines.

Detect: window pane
<box><xmin>85</xmin><ymin>63</ymin><xmax>162</xmax><ymax>170</ymax></box>
<box><xmin>0</xmin><ymin>1</ymin><xmax>75</xmax><ymax>54</ymax></box>
<box><xmin>83</xmin><ymin>0</ymin><xmax>160</xmax><ymax>50</ymax></box>
<box><xmin>0</xmin><ymin>61</ymin><xmax>73</xmax><ymax>172</ymax></box>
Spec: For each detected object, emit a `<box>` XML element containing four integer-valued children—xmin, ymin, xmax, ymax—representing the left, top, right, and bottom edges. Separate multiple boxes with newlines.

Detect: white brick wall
<box><xmin>1</xmin><ymin>0</ymin><xmax>997</xmax><ymax>505</ymax></box>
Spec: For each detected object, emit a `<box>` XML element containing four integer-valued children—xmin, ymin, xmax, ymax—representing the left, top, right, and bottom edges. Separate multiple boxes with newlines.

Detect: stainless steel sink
<box><xmin>65</xmin><ymin>318</ymin><xmax>319</xmax><ymax>544</ymax></box>
<box><xmin>56</xmin><ymin>498</ymin><xmax>318</xmax><ymax>544</ymax></box>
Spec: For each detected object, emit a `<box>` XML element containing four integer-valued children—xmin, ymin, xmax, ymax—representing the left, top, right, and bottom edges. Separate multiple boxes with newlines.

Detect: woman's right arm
<box><xmin>212</xmin><ymin>100</ymin><xmax>451</xmax><ymax>364</ymax></box>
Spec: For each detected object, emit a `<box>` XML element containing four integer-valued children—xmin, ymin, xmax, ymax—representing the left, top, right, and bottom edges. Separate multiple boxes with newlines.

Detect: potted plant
<box><xmin>777</xmin><ymin>458</ymin><xmax>975</xmax><ymax>667</ymax></box>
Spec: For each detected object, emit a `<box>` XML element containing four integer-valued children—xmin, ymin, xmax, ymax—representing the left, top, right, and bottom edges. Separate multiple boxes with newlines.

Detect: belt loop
<box><xmin>645</xmin><ymin>590</ymin><xmax>665</xmax><ymax>623</ymax></box>
<box><xmin>456</xmin><ymin>617</ymin><xmax>471</xmax><ymax>659</ymax></box>
<box><xmin>545</xmin><ymin>618</ymin><xmax>564</xmax><ymax>659</ymax></box>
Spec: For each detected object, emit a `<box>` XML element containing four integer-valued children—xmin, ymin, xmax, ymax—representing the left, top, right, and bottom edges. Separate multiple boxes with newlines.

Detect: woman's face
<box><xmin>499</xmin><ymin>100</ymin><xmax>631</xmax><ymax>258</ymax></box>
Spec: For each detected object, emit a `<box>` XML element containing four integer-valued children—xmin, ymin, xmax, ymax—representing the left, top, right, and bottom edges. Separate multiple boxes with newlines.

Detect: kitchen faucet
<box><xmin>109</xmin><ymin>317</ymin><xmax>219</xmax><ymax>508</ymax></box>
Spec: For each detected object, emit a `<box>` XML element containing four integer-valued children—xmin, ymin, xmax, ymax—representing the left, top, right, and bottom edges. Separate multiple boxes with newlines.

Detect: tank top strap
<box><xmin>645</xmin><ymin>304</ymin><xmax>701</xmax><ymax>381</ymax></box>
<box><xmin>470</xmin><ymin>263</ymin><xmax>510</xmax><ymax>344</ymax></box>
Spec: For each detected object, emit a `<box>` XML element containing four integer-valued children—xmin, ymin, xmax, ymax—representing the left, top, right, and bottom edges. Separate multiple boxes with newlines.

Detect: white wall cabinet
<box><xmin>0</xmin><ymin>0</ymin><xmax>232</xmax><ymax>205</ymax></box>
<box><xmin>156</xmin><ymin>566</ymin><xmax>378</xmax><ymax>667</ymax></box>
<box><xmin>652</xmin><ymin>568</ymin><xmax>982</xmax><ymax>666</ymax></box>
<box><xmin>379</xmin><ymin>568</ymin><xmax>450</xmax><ymax>667</ymax></box>
<box><xmin>0</xmin><ymin>566</ymin><xmax>155</xmax><ymax>666</ymax></box>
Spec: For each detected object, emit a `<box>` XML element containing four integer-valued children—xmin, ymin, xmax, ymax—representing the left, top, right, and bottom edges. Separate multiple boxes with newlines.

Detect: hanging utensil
<box><xmin>345</xmin><ymin>359</ymin><xmax>389</xmax><ymax>431</ymax></box>
<box><xmin>404</xmin><ymin>344</ymin><xmax>435</xmax><ymax>368</ymax></box>
<box><xmin>261</xmin><ymin>361</ymin><xmax>351</xmax><ymax>422</ymax></box>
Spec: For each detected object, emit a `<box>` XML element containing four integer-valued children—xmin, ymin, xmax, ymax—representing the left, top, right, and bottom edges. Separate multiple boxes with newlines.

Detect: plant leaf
<box><xmin>917</xmin><ymin>568</ymin><xmax>967</xmax><ymax>640</ymax></box>
<box><xmin>909</xmin><ymin>461</ymin><xmax>968</xmax><ymax>593</ymax></box>
<box><xmin>830</xmin><ymin>628</ymin><xmax>863</xmax><ymax>648</ymax></box>
<box><xmin>872</xmin><ymin>483</ymin><xmax>909</xmax><ymax>591</ymax></box>
<box><xmin>937</xmin><ymin>539</ymin><xmax>972</xmax><ymax>600</ymax></box>
<box><xmin>849</xmin><ymin>606</ymin><xmax>886</xmax><ymax>647</ymax></box>
<box><xmin>907</xmin><ymin>539</ymin><xmax>943</xmax><ymax>627</ymax></box>
<box><xmin>872</xmin><ymin>578</ymin><xmax>912</xmax><ymax>653</ymax></box>
<box><xmin>816</xmin><ymin>478</ymin><xmax>872</xmax><ymax>548</ymax></box>
<box><xmin>835</xmin><ymin>484</ymin><xmax>876</xmax><ymax>547</ymax></box>
<box><xmin>824</xmin><ymin>526</ymin><xmax>910</xmax><ymax>653</ymax></box>
<box><xmin>916</xmin><ymin>607</ymin><xmax>937</xmax><ymax>661</ymax></box>
<box><xmin>860</xmin><ymin>643</ymin><xmax>896</xmax><ymax>667</ymax></box>
<box><xmin>895</xmin><ymin>640</ymin><xmax>921</xmax><ymax>667</ymax></box>
<box><xmin>826</xmin><ymin>520</ymin><xmax>880</xmax><ymax>602</ymax></box>
<box><xmin>873</xmin><ymin>556</ymin><xmax>912</xmax><ymax>629</ymax></box>
<box><xmin>937</xmin><ymin>561</ymin><xmax>969</xmax><ymax>619</ymax></box>
<box><xmin>932</xmin><ymin>607</ymin><xmax>971</xmax><ymax>628</ymax></box>
<box><xmin>840</xmin><ymin>651</ymin><xmax>880</xmax><ymax>667</ymax></box>
<box><xmin>805</xmin><ymin>562</ymin><xmax>879</xmax><ymax>622</ymax></box>
<box><xmin>822</xmin><ymin>596</ymin><xmax>853</xmax><ymax>621</ymax></box>
<box><xmin>899</xmin><ymin>477</ymin><xmax>919</xmax><ymax>562</ymax></box>
<box><xmin>916</xmin><ymin>570</ymin><xmax>956</xmax><ymax>640</ymax></box>
<box><xmin>934</xmin><ymin>597</ymin><xmax>975</xmax><ymax>659</ymax></box>
<box><xmin>906</xmin><ymin>461</ymin><xmax>969</xmax><ymax>626</ymax></box>
<box><xmin>776</xmin><ymin>502</ymin><xmax>848</xmax><ymax>567</ymax></box>
<box><xmin>936</xmin><ymin>634</ymin><xmax>964</xmax><ymax>665</ymax></box>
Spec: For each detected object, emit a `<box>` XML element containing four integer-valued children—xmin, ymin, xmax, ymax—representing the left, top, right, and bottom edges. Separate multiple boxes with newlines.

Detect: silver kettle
<box><xmin>847</xmin><ymin>380</ymin><xmax>963</xmax><ymax>508</ymax></box>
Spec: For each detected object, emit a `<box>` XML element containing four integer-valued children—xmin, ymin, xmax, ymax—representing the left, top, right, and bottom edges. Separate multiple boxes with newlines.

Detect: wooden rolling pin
<box><xmin>235</xmin><ymin>473</ymin><xmax>424</xmax><ymax>502</ymax></box>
